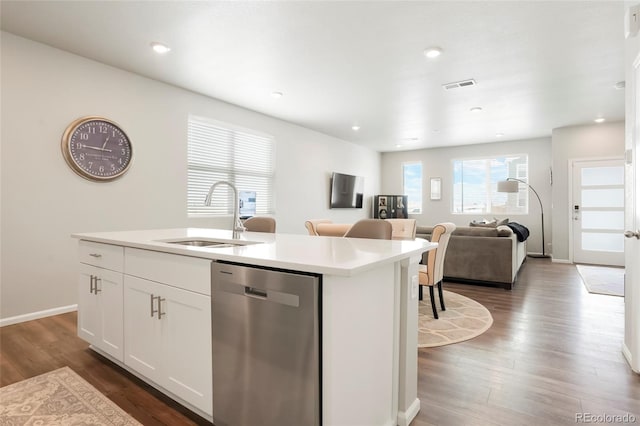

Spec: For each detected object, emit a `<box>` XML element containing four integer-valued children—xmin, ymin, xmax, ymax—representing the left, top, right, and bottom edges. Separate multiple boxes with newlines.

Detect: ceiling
<box><xmin>0</xmin><ymin>1</ymin><xmax>626</xmax><ymax>152</ymax></box>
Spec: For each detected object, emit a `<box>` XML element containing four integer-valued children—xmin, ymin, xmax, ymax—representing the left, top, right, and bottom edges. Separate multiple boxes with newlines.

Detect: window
<box><xmin>452</xmin><ymin>154</ymin><xmax>528</xmax><ymax>214</ymax></box>
<box><xmin>187</xmin><ymin>115</ymin><xmax>275</xmax><ymax>217</ymax></box>
<box><xmin>403</xmin><ymin>162</ymin><xmax>422</xmax><ymax>214</ymax></box>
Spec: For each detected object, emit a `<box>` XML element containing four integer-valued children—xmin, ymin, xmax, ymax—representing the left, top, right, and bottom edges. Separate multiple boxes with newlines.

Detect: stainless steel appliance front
<box><xmin>211</xmin><ymin>261</ymin><xmax>320</xmax><ymax>426</ymax></box>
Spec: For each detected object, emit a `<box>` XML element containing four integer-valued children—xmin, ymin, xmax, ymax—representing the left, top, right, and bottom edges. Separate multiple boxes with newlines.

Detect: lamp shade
<box><xmin>497</xmin><ymin>180</ymin><xmax>519</xmax><ymax>193</ymax></box>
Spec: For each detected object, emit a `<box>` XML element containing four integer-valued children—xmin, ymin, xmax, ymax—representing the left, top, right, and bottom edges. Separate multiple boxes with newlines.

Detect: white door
<box><xmin>572</xmin><ymin>159</ymin><xmax>625</xmax><ymax>266</ymax></box>
<box><xmin>95</xmin><ymin>268</ymin><xmax>124</xmax><ymax>361</ymax></box>
<box><xmin>623</xmin><ymin>47</ymin><xmax>640</xmax><ymax>374</ymax></box>
<box><xmin>77</xmin><ymin>264</ymin><xmax>124</xmax><ymax>361</ymax></box>
<box><xmin>124</xmin><ymin>275</ymin><xmax>163</xmax><ymax>384</ymax></box>
<box><xmin>162</xmin><ymin>284</ymin><xmax>212</xmax><ymax>415</ymax></box>
<box><xmin>78</xmin><ymin>264</ymin><xmax>99</xmax><ymax>344</ymax></box>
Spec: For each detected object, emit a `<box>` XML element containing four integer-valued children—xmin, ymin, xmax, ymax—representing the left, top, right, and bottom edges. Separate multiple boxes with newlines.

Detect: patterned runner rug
<box><xmin>0</xmin><ymin>366</ymin><xmax>141</xmax><ymax>425</ymax></box>
<box><xmin>576</xmin><ymin>264</ymin><xmax>624</xmax><ymax>297</ymax></box>
<box><xmin>418</xmin><ymin>290</ymin><xmax>493</xmax><ymax>348</ymax></box>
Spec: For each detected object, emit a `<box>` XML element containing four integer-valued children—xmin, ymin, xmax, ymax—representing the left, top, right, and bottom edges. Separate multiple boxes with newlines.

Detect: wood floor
<box><xmin>1</xmin><ymin>258</ymin><xmax>639</xmax><ymax>425</ymax></box>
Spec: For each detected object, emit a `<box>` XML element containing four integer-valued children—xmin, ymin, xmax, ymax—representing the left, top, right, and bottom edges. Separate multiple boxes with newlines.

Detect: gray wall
<box><xmin>0</xmin><ymin>33</ymin><xmax>380</xmax><ymax>320</ymax></box>
<box><xmin>381</xmin><ymin>138</ymin><xmax>552</xmax><ymax>255</ymax></box>
<box><xmin>550</xmin><ymin>121</ymin><xmax>625</xmax><ymax>261</ymax></box>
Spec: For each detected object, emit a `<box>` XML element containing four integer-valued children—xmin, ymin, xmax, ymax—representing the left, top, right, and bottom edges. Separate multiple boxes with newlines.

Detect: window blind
<box><xmin>187</xmin><ymin>115</ymin><xmax>275</xmax><ymax>217</ymax></box>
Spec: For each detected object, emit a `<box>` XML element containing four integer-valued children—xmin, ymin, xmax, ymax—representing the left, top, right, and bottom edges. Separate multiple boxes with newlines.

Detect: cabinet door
<box><xmin>124</xmin><ymin>275</ymin><xmax>163</xmax><ymax>384</ymax></box>
<box><xmin>96</xmin><ymin>268</ymin><xmax>124</xmax><ymax>361</ymax></box>
<box><xmin>161</xmin><ymin>284</ymin><xmax>212</xmax><ymax>416</ymax></box>
<box><xmin>78</xmin><ymin>264</ymin><xmax>124</xmax><ymax>361</ymax></box>
<box><xmin>78</xmin><ymin>264</ymin><xmax>100</xmax><ymax>345</ymax></box>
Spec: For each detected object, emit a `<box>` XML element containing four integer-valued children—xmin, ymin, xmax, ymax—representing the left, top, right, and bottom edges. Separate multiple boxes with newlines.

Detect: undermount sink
<box><xmin>161</xmin><ymin>238</ymin><xmax>258</xmax><ymax>248</ymax></box>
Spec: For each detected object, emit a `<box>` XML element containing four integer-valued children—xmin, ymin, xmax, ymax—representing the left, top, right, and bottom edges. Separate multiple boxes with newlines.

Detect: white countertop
<box><xmin>72</xmin><ymin>228</ymin><xmax>436</xmax><ymax>276</ymax></box>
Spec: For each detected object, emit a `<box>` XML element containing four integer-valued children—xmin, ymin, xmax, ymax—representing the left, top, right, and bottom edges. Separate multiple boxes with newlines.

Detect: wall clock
<box><xmin>61</xmin><ymin>116</ymin><xmax>133</xmax><ymax>182</ymax></box>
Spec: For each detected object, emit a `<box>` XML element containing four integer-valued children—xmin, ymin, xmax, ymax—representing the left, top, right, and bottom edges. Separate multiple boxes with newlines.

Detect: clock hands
<box><xmin>80</xmin><ymin>143</ymin><xmax>112</xmax><ymax>153</ymax></box>
<box><xmin>101</xmin><ymin>137</ymin><xmax>109</xmax><ymax>150</ymax></box>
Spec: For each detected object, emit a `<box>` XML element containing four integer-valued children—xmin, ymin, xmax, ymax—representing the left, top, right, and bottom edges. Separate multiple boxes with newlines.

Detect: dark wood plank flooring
<box><xmin>1</xmin><ymin>258</ymin><xmax>639</xmax><ymax>425</ymax></box>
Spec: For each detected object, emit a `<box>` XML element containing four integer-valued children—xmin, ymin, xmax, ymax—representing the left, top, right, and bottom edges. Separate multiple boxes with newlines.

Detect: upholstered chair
<box><xmin>243</xmin><ymin>216</ymin><xmax>276</xmax><ymax>233</ymax></box>
<box><xmin>344</xmin><ymin>219</ymin><xmax>392</xmax><ymax>240</ymax></box>
<box><xmin>305</xmin><ymin>219</ymin><xmax>352</xmax><ymax>237</ymax></box>
<box><xmin>385</xmin><ymin>218</ymin><xmax>417</xmax><ymax>240</ymax></box>
<box><xmin>419</xmin><ymin>222</ymin><xmax>456</xmax><ymax>319</ymax></box>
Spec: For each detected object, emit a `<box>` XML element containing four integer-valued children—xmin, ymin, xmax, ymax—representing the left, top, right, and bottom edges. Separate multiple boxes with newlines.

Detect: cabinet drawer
<box><xmin>124</xmin><ymin>248</ymin><xmax>211</xmax><ymax>295</ymax></box>
<box><xmin>79</xmin><ymin>240</ymin><xmax>124</xmax><ymax>271</ymax></box>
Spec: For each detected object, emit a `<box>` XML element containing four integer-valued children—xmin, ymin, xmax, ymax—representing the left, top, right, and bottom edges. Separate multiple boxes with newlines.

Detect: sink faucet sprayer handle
<box><xmin>204</xmin><ymin>181</ymin><xmax>246</xmax><ymax>238</ymax></box>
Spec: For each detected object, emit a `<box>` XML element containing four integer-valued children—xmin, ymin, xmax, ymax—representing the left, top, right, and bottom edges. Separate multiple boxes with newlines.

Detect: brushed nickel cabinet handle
<box><xmin>150</xmin><ymin>294</ymin><xmax>157</xmax><ymax>317</ymax></box>
<box><xmin>89</xmin><ymin>253</ymin><xmax>102</xmax><ymax>258</ymax></box>
<box><xmin>157</xmin><ymin>297</ymin><xmax>166</xmax><ymax>320</ymax></box>
<box><xmin>90</xmin><ymin>275</ymin><xmax>95</xmax><ymax>294</ymax></box>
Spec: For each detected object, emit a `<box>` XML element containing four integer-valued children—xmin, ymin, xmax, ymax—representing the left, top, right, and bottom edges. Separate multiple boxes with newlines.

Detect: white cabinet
<box><xmin>76</xmin><ymin>242</ymin><xmax>212</xmax><ymax>418</ymax></box>
<box><xmin>77</xmin><ymin>241</ymin><xmax>124</xmax><ymax>362</ymax></box>
<box><xmin>123</xmin><ymin>249</ymin><xmax>212</xmax><ymax>416</ymax></box>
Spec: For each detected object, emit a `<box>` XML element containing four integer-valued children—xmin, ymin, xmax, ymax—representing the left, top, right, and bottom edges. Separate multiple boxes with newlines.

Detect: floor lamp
<box><xmin>497</xmin><ymin>178</ymin><xmax>550</xmax><ymax>258</ymax></box>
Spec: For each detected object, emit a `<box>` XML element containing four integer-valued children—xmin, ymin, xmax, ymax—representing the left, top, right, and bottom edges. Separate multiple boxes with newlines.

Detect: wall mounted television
<box><xmin>330</xmin><ymin>172</ymin><xmax>364</xmax><ymax>208</ymax></box>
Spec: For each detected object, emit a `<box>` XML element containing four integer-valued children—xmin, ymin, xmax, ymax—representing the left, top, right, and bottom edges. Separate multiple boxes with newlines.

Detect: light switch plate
<box><xmin>626</xmin><ymin>4</ymin><xmax>640</xmax><ymax>38</ymax></box>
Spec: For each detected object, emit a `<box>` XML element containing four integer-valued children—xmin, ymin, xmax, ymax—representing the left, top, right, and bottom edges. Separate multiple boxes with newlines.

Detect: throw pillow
<box><xmin>469</xmin><ymin>220</ymin><xmax>497</xmax><ymax>228</ymax></box>
<box><xmin>494</xmin><ymin>217</ymin><xmax>509</xmax><ymax>226</ymax></box>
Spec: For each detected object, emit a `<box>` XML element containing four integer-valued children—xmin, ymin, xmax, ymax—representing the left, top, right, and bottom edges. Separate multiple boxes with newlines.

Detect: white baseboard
<box><xmin>622</xmin><ymin>343</ymin><xmax>640</xmax><ymax>374</ymax></box>
<box><xmin>551</xmin><ymin>258</ymin><xmax>572</xmax><ymax>264</ymax></box>
<box><xmin>397</xmin><ymin>398</ymin><xmax>420</xmax><ymax>426</ymax></box>
<box><xmin>0</xmin><ymin>304</ymin><xmax>78</xmax><ymax>327</ymax></box>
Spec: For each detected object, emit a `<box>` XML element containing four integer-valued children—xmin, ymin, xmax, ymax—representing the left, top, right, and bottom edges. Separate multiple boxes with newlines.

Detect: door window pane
<box><xmin>582</xmin><ymin>166</ymin><xmax>624</xmax><ymax>186</ymax></box>
<box><xmin>582</xmin><ymin>232</ymin><xmax>624</xmax><ymax>252</ymax></box>
<box><xmin>581</xmin><ymin>189</ymin><xmax>624</xmax><ymax>208</ymax></box>
<box><xmin>581</xmin><ymin>211</ymin><xmax>624</xmax><ymax>230</ymax></box>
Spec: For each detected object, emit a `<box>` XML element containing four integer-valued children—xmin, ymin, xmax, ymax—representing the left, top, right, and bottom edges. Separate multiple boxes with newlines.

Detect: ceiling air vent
<box><xmin>442</xmin><ymin>79</ymin><xmax>477</xmax><ymax>90</ymax></box>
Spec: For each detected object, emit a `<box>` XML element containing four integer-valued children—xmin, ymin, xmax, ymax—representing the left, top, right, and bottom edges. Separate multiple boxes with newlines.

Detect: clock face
<box><xmin>61</xmin><ymin>116</ymin><xmax>133</xmax><ymax>181</ymax></box>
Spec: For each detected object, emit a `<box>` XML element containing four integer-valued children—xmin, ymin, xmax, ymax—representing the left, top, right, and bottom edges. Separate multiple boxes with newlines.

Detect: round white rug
<box><xmin>418</xmin><ymin>290</ymin><xmax>493</xmax><ymax>348</ymax></box>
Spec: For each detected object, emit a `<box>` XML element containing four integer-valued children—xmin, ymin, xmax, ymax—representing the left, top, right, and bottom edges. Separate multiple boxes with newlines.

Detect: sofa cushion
<box><xmin>416</xmin><ymin>226</ymin><xmax>512</xmax><ymax>238</ymax></box>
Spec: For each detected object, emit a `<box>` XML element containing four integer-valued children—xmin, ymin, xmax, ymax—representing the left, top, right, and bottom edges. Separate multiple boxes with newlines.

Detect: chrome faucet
<box><xmin>204</xmin><ymin>181</ymin><xmax>246</xmax><ymax>238</ymax></box>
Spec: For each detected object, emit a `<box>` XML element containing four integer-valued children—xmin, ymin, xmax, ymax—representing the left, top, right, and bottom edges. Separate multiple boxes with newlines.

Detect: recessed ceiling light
<box><xmin>352</xmin><ymin>125</ymin><xmax>360</xmax><ymax>131</ymax></box>
<box><xmin>150</xmin><ymin>42</ymin><xmax>171</xmax><ymax>54</ymax></box>
<box><xmin>271</xmin><ymin>91</ymin><xmax>283</xmax><ymax>99</ymax></box>
<box><xmin>496</xmin><ymin>133</ymin><xmax>504</xmax><ymax>137</ymax></box>
<box><xmin>424</xmin><ymin>47</ymin><xmax>443</xmax><ymax>59</ymax></box>
<box><xmin>594</xmin><ymin>117</ymin><xmax>606</xmax><ymax>123</ymax></box>
<box><xmin>470</xmin><ymin>107</ymin><xmax>483</xmax><ymax>113</ymax></box>
<box><xmin>396</xmin><ymin>144</ymin><xmax>403</xmax><ymax>148</ymax></box>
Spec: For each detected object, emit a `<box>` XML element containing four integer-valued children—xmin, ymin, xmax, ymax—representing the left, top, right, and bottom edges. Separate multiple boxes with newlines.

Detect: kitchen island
<box><xmin>71</xmin><ymin>228</ymin><xmax>436</xmax><ymax>426</ymax></box>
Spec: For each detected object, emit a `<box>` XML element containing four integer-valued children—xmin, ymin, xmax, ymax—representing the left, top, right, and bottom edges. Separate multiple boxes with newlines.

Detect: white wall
<box><xmin>381</xmin><ymin>138</ymin><xmax>552</xmax><ymax>255</ymax></box>
<box><xmin>0</xmin><ymin>32</ymin><xmax>380</xmax><ymax>320</ymax></box>
<box><xmin>550</xmin><ymin>121</ymin><xmax>625</xmax><ymax>261</ymax></box>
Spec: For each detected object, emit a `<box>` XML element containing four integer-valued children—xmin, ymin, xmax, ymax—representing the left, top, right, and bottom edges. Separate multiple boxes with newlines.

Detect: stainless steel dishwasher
<box><xmin>211</xmin><ymin>261</ymin><xmax>320</xmax><ymax>426</ymax></box>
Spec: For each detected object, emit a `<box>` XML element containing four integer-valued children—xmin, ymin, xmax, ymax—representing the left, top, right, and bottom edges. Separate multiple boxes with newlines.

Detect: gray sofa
<box><xmin>416</xmin><ymin>225</ymin><xmax>527</xmax><ymax>289</ymax></box>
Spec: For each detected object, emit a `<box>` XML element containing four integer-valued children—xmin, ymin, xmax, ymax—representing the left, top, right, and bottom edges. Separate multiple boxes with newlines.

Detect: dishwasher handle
<box><xmin>245</xmin><ymin>286</ymin><xmax>267</xmax><ymax>299</ymax></box>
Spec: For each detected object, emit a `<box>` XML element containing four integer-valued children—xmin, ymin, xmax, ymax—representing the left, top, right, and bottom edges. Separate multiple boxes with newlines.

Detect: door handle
<box><xmin>624</xmin><ymin>230</ymin><xmax>640</xmax><ymax>239</ymax></box>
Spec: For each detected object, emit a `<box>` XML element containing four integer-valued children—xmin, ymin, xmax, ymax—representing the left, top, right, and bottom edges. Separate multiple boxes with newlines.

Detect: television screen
<box><xmin>330</xmin><ymin>172</ymin><xmax>364</xmax><ymax>208</ymax></box>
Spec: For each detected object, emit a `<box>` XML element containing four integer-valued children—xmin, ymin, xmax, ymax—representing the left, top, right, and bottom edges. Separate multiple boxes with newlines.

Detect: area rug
<box><xmin>418</xmin><ymin>290</ymin><xmax>493</xmax><ymax>348</ymax></box>
<box><xmin>0</xmin><ymin>366</ymin><xmax>141</xmax><ymax>425</ymax></box>
<box><xmin>576</xmin><ymin>264</ymin><xmax>624</xmax><ymax>297</ymax></box>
